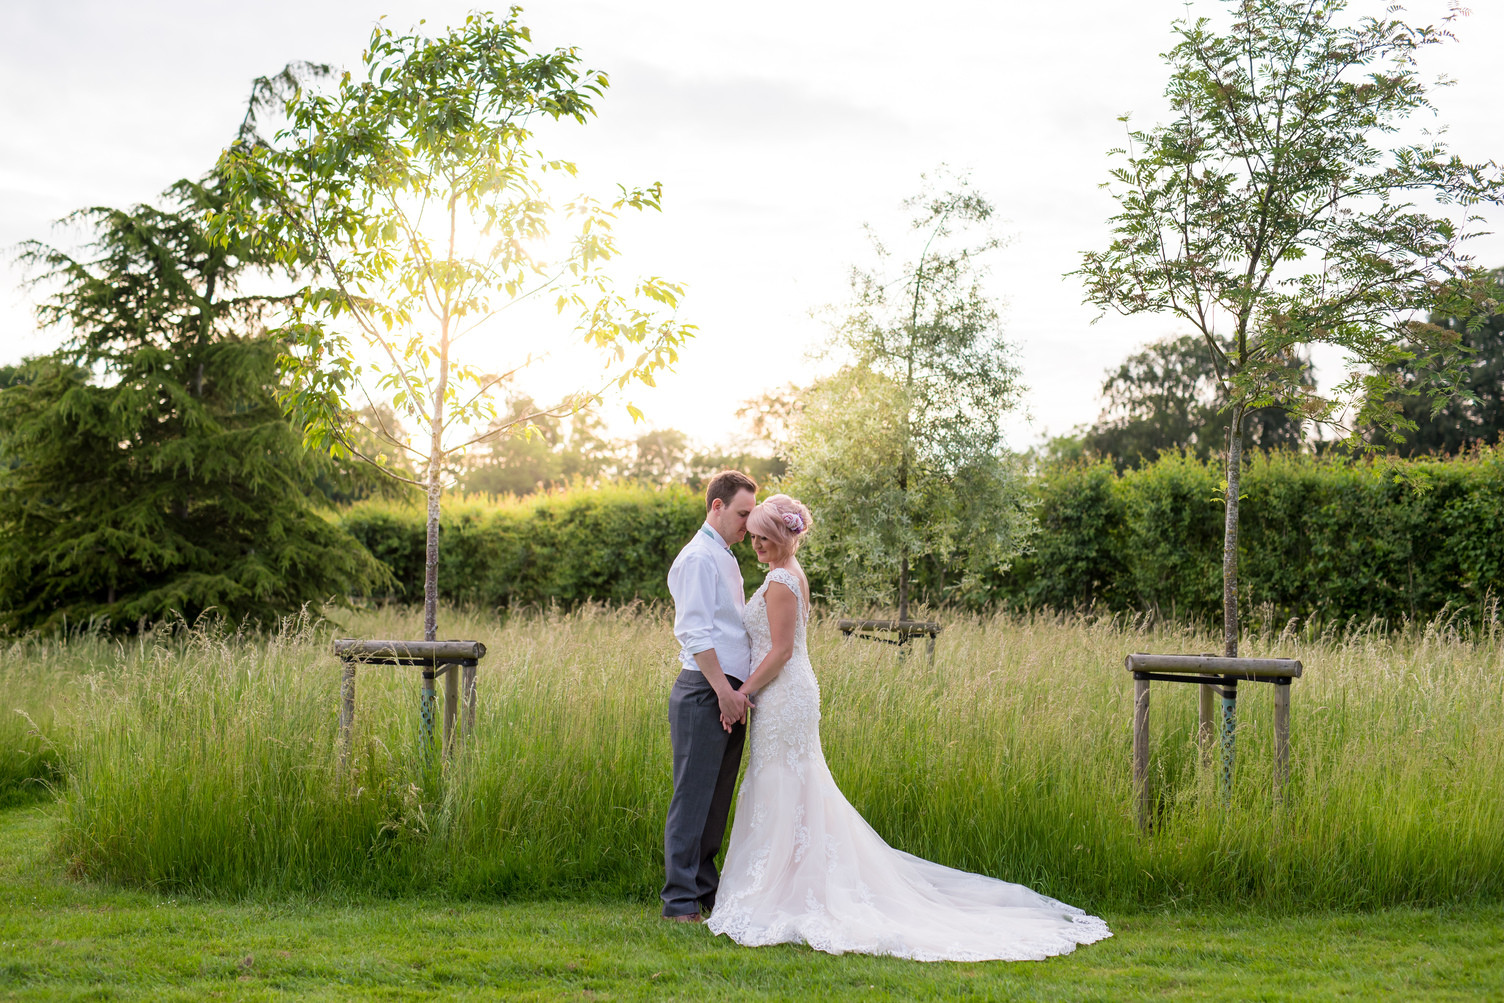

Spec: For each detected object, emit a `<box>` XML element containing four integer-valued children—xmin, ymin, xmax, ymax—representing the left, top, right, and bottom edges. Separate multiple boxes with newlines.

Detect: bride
<box><xmin>705</xmin><ymin>494</ymin><xmax>1111</xmax><ymax>962</ymax></box>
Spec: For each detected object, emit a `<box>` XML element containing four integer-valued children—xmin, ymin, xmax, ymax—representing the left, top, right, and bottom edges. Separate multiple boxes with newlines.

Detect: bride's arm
<box><xmin>740</xmin><ymin>584</ymin><xmax>797</xmax><ymax>698</ymax></box>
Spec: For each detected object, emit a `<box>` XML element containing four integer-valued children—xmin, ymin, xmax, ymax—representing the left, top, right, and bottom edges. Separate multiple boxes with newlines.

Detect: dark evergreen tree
<box><xmin>0</xmin><ymin>175</ymin><xmax>384</xmax><ymax>632</ymax></box>
<box><xmin>0</xmin><ymin>364</ymin><xmax>31</xmax><ymax>472</ymax></box>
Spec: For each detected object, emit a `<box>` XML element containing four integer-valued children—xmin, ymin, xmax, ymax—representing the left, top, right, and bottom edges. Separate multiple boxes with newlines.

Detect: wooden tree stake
<box><xmin>1274</xmin><ymin>679</ymin><xmax>1291</xmax><ymax>799</ymax></box>
<box><xmin>339</xmin><ymin>661</ymin><xmax>356</xmax><ymax>768</ymax></box>
<box><xmin>1133</xmin><ymin>677</ymin><xmax>1150</xmax><ymax>831</ymax></box>
<box><xmin>443</xmin><ymin>664</ymin><xmax>460</xmax><ymax>756</ymax></box>
<box><xmin>462</xmin><ymin>662</ymin><xmax>477</xmax><ymax>738</ymax></box>
<box><xmin>1198</xmin><ymin>682</ymin><xmax>1215</xmax><ymax>767</ymax></box>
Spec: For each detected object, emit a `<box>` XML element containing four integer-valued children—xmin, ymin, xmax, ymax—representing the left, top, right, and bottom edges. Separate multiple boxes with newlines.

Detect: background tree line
<box><xmin>429</xmin><ymin>389</ymin><xmax>792</xmax><ymax>498</ymax></box>
<box><xmin>1051</xmin><ymin>266</ymin><xmax>1504</xmax><ymax>471</ymax></box>
<box><xmin>2</xmin><ymin>193</ymin><xmax>1496</xmax><ymax>633</ymax></box>
<box><xmin>2</xmin><ymin>188</ymin><xmax>1496</xmax><ymax>633</ymax></box>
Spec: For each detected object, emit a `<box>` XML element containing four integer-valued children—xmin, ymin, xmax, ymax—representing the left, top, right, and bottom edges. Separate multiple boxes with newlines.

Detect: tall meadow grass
<box><xmin>0</xmin><ymin>631</ymin><xmax>116</xmax><ymax>806</ymax></box>
<box><xmin>8</xmin><ymin>603</ymin><xmax>1502</xmax><ymax>908</ymax></box>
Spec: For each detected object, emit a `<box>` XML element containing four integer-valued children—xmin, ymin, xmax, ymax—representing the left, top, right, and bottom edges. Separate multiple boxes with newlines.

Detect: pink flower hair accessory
<box><xmin>781</xmin><ymin>511</ymin><xmax>805</xmax><ymax>534</ymax></box>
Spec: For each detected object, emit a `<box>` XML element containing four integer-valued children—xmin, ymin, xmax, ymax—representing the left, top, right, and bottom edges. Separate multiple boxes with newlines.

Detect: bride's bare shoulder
<box><xmin>762</xmin><ymin>567</ymin><xmax>810</xmax><ymax>611</ymax></box>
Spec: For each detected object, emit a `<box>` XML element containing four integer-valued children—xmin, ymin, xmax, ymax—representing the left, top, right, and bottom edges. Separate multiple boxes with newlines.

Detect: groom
<box><xmin>661</xmin><ymin>469</ymin><xmax>758</xmax><ymax>922</ymax></box>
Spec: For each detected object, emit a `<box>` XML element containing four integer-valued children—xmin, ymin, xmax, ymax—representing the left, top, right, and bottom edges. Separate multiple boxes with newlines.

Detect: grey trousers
<box><xmin>662</xmin><ymin>668</ymin><xmax>746</xmax><ymax>918</ymax></box>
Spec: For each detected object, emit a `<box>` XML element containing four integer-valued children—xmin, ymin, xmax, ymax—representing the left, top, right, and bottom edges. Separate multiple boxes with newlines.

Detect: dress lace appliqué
<box><xmin>705</xmin><ymin>568</ymin><xmax>1113</xmax><ymax>962</ymax></box>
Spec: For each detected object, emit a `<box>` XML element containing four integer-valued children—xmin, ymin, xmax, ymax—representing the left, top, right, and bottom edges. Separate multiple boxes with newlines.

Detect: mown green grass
<box><xmin>4</xmin><ymin>604</ymin><xmax>1502</xmax><ymax>909</ymax></box>
<box><xmin>2</xmin><ymin>804</ymin><xmax>1502</xmax><ymax>1001</ymax></box>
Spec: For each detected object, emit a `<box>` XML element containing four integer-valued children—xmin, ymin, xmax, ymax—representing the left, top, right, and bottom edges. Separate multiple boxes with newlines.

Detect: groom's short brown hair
<box><xmin>705</xmin><ymin>470</ymin><xmax>757</xmax><ymax>512</ymax></box>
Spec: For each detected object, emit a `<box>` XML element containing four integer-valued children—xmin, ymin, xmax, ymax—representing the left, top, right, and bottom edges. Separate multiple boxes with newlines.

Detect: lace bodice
<box><xmin>740</xmin><ymin>568</ymin><xmax>820</xmax><ymax>788</ymax></box>
<box><xmin>742</xmin><ymin>567</ymin><xmax>808</xmax><ymax>666</ymax></box>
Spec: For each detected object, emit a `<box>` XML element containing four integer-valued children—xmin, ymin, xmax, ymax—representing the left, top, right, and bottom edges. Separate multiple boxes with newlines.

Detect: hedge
<box><xmin>1002</xmin><ymin>446</ymin><xmax>1504</xmax><ymax>625</ymax></box>
<box><xmin>340</xmin><ymin>449</ymin><xmax>1504</xmax><ymax>626</ymax></box>
<box><xmin>340</xmin><ymin>483</ymin><xmax>763</xmax><ymax>609</ymax></box>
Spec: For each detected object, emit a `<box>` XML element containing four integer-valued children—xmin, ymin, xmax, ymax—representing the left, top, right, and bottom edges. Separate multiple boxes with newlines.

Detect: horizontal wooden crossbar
<box><xmin>333</xmin><ymin>638</ymin><xmax>487</xmax><ymax>663</ymax></box>
<box><xmin>1132</xmin><ymin>671</ymin><xmax>1290</xmax><ymax>687</ymax></box>
<box><xmin>1124</xmin><ymin>652</ymin><xmax>1302</xmax><ymax>679</ymax></box>
<box><xmin>836</xmin><ymin>619</ymin><xmax>942</xmax><ymax>636</ymax></box>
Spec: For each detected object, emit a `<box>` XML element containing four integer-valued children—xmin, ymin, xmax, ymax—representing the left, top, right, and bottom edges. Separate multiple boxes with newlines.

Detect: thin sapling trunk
<box><xmin>1222</xmin><ymin>406</ymin><xmax>1245</xmax><ymax>658</ymax></box>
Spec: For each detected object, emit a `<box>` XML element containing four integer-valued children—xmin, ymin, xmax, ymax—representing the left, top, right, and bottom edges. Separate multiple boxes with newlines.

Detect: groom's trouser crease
<box><xmin>663</xmin><ymin>668</ymin><xmax>745</xmax><ymax>919</ymax></box>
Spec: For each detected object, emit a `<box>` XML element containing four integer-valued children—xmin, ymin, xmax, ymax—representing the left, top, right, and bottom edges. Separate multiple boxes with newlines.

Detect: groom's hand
<box><xmin>720</xmin><ymin>694</ymin><xmax>755</xmax><ymax>732</ymax></box>
<box><xmin>717</xmin><ymin>687</ymin><xmax>753</xmax><ymax>731</ymax></box>
<box><xmin>689</xmin><ymin>650</ymin><xmax>751</xmax><ymax>731</ymax></box>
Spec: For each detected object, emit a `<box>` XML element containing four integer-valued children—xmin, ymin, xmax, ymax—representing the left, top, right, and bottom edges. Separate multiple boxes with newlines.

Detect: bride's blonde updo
<box><xmin>746</xmin><ymin>493</ymin><xmax>813</xmax><ymax>560</ymax></box>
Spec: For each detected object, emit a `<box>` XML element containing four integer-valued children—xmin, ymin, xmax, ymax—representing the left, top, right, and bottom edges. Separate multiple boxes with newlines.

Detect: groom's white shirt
<box><xmin>668</xmin><ymin>522</ymin><xmax>750</xmax><ymax>681</ymax></box>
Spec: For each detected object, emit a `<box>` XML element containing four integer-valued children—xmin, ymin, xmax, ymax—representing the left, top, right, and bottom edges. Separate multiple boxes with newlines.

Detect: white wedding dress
<box><xmin>706</xmin><ymin>568</ymin><xmax>1112</xmax><ymax>961</ymax></box>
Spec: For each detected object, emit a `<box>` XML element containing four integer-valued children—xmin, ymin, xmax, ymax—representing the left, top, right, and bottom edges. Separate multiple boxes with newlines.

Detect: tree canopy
<box><xmin>1384</xmin><ymin>266</ymin><xmax>1504</xmax><ymax>455</ymax></box>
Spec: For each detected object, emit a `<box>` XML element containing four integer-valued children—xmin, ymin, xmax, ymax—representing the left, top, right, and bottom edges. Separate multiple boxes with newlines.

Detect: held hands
<box><xmin>717</xmin><ymin>686</ymin><xmax>754</xmax><ymax>733</ymax></box>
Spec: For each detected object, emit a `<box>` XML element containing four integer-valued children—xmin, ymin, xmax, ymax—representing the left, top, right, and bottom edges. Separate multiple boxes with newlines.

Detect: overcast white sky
<box><xmin>3</xmin><ymin>0</ymin><xmax>1501</xmax><ymax>450</ymax></box>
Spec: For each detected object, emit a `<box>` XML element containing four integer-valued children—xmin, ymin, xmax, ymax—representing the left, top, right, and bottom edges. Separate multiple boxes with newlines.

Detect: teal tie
<box><xmin>700</xmin><ymin>526</ymin><xmax>731</xmax><ymax>553</ymax></box>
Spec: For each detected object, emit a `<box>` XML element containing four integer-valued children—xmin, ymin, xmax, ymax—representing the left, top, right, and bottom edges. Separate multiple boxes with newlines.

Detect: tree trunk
<box><xmin>896</xmin><ymin>456</ymin><xmax>910</xmax><ymax>622</ymax></box>
<box><xmin>423</xmin><ymin>202</ymin><xmax>460</xmax><ymax>643</ymax></box>
<box><xmin>896</xmin><ymin>419</ymin><xmax>911</xmax><ymax>623</ymax></box>
<box><xmin>1222</xmin><ymin>406</ymin><xmax>1246</xmax><ymax>658</ymax></box>
<box><xmin>423</xmin><ymin>337</ymin><xmax>448</xmax><ymax>643</ymax></box>
<box><xmin>424</xmin><ymin>363</ymin><xmax>447</xmax><ymax>642</ymax></box>
<box><xmin>898</xmin><ymin>245</ymin><xmax>925</xmax><ymax>628</ymax></box>
<box><xmin>423</xmin><ymin>462</ymin><xmax>441</xmax><ymax>643</ymax></box>
<box><xmin>898</xmin><ymin>552</ymin><xmax>910</xmax><ymax>623</ymax></box>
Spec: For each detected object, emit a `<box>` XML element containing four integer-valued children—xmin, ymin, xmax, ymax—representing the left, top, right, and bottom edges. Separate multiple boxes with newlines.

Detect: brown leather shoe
<box><xmin>662</xmin><ymin>912</ymin><xmax>703</xmax><ymax>924</ymax></box>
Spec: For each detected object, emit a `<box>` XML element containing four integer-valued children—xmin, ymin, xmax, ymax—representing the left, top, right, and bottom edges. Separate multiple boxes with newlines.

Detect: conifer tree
<box><xmin>0</xmin><ymin>175</ymin><xmax>384</xmax><ymax>632</ymax></box>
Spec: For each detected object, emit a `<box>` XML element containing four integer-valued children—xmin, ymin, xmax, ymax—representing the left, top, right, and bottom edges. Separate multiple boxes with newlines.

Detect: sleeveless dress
<box><xmin>705</xmin><ymin>568</ymin><xmax>1112</xmax><ymax>961</ymax></box>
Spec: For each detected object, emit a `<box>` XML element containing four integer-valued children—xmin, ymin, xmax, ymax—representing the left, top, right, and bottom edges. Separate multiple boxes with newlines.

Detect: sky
<box><xmin>3</xmin><ymin>0</ymin><xmax>1501</xmax><ymax>452</ymax></box>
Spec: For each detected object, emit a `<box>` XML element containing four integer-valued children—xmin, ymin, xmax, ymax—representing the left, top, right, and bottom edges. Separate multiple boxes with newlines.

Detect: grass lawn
<box><xmin>1</xmin><ymin>806</ymin><xmax>1500</xmax><ymax>1001</ymax></box>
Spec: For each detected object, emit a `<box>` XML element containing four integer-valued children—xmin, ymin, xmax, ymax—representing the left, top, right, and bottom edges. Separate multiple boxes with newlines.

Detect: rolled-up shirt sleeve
<box><xmin>669</xmin><ymin>550</ymin><xmax>719</xmax><ymax>655</ymax></box>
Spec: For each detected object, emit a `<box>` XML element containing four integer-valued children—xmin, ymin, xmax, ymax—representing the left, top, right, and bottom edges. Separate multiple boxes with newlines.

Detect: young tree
<box><xmin>787</xmin><ymin>177</ymin><xmax>1031</xmax><ymax>617</ymax></box>
<box><xmin>0</xmin><ymin>176</ymin><xmax>384</xmax><ymax>632</ymax></box>
<box><xmin>215</xmin><ymin>11</ymin><xmax>692</xmax><ymax>640</ymax></box>
<box><xmin>1076</xmin><ymin>0</ymin><xmax>1504</xmax><ymax>655</ymax></box>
